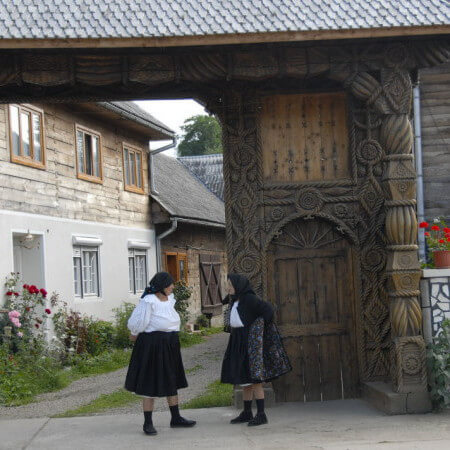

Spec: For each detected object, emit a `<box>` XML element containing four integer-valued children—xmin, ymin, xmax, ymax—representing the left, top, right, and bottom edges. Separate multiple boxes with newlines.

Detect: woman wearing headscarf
<box><xmin>125</xmin><ymin>272</ymin><xmax>196</xmax><ymax>436</ymax></box>
<box><xmin>221</xmin><ymin>273</ymin><xmax>288</xmax><ymax>427</ymax></box>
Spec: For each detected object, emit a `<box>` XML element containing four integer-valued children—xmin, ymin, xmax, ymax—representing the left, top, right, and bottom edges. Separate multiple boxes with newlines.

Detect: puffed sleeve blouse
<box><xmin>127</xmin><ymin>294</ymin><xmax>181</xmax><ymax>335</ymax></box>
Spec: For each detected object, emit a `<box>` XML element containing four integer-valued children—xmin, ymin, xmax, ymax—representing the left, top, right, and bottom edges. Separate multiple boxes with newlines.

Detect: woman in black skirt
<box><xmin>221</xmin><ymin>273</ymin><xmax>275</xmax><ymax>426</ymax></box>
<box><xmin>125</xmin><ymin>272</ymin><xmax>196</xmax><ymax>436</ymax></box>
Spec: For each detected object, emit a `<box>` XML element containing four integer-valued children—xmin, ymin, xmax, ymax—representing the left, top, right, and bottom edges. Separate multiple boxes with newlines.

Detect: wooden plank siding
<box><xmin>419</xmin><ymin>62</ymin><xmax>450</xmax><ymax>221</ymax></box>
<box><xmin>0</xmin><ymin>103</ymin><xmax>151</xmax><ymax>227</ymax></box>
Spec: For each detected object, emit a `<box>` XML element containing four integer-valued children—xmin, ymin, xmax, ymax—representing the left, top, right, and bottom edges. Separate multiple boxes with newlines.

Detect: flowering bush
<box><xmin>419</xmin><ymin>218</ymin><xmax>450</xmax><ymax>252</ymax></box>
<box><xmin>2</xmin><ymin>273</ymin><xmax>50</xmax><ymax>346</ymax></box>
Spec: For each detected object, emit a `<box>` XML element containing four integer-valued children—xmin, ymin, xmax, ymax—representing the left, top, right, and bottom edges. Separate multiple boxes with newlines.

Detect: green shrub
<box><xmin>112</xmin><ymin>302</ymin><xmax>136</xmax><ymax>348</ymax></box>
<box><xmin>173</xmin><ymin>281</ymin><xmax>192</xmax><ymax>326</ymax></box>
<box><xmin>427</xmin><ymin>319</ymin><xmax>450</xmax><ymax>411</ymax></box>
<box><xmin>196</xmin><ymin>314</ymin><xmax>209</xmax><ymax>328</ymax></box>
<box><xmin>86</xmin><ymin>320</ymin><xmax>115</xmax><ymax>356</ymax></box>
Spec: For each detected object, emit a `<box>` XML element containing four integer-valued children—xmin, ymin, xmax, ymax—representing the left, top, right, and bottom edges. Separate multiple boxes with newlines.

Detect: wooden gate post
<box><xmin>381</xmin><ymin>111</ymin><xmax>427</xmax><ymax>395</ymax></box>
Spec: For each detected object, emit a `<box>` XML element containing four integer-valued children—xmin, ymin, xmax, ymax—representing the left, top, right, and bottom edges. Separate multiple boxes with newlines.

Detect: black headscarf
<box><xmin>227</xmin><ymin>273</ymin><xmax>255</xmax><ymax>301</ymax></box>
<box><xmin>141</xmin><ymin>271</ymin><xmax>174</xmax><ymax>298</ymax></box>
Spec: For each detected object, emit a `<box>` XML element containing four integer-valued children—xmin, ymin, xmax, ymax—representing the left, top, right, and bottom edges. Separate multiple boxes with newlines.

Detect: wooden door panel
<box><xmin>268</xmin><ymin>219</ymin><xmax>359</xmax><ymax>402</ymax></box>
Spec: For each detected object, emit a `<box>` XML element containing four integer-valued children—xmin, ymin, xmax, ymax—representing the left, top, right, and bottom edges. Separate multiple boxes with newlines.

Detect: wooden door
<box><xmin>199</xmin><ymin>254</ymin><xmax>223</xmax><ymax>316</ymax></box>
<box><xmin>268</xmin><ymin>220</ymin><xmax>359</xmax><ymax>402</ymax></box>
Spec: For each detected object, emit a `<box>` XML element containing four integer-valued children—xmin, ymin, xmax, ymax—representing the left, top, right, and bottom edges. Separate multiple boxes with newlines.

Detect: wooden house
<box><xmin>0</xmin><ymin>0</ymin><xmax>449</xmax><ymax>414</ymax></box>
<box><xmin>0</xmin><ymin>101</ymin><xmax>174</xmax><ymax>320</ymax></box>
<box><xmin>151</xmin><ymin>153</ymin><xmax>226</xmax><ymax>325</ymax></box>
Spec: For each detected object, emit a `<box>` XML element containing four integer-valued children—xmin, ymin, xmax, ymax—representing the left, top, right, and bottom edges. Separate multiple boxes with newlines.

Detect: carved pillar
<box><xmin>379</xmin><ymin>71</ymin><xmax>427</xmax><ymax>393</ymax></box>
<box><xmin>215</xmin><ymin>90</ymin><xmax>265</xmax><ymax>296</ymax></box>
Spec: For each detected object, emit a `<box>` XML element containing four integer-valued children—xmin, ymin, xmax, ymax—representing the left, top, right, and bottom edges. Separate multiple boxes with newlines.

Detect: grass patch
<box><xmin>200</xmin><ymin>326</ymin><xmax>224</xmax><ymax>336</ymax></box>
<box><xmin>185</xmin><ymin>364</ymin><xmax>203</xmax><ymax>375</ymax></box>
<box><xmin>181</xmin><ymin>380</ymin><xmax>233</xmax><ymax>409</ymax></box>
<box><xmin>53</xmin><ymin>388</ymin><xmax>138</xmax><ymax>418</ymax></box>
<box><xmin>179</xmin><ymin>331</ymin><xmax>204</xmax><ymax>348</ymax></box>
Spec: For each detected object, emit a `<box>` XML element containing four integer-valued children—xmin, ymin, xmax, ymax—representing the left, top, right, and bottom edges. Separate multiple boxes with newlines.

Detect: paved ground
<box><xmin>2</xmin><ymin>400</ymin><xmax>450</xmax><ymax>450</ymax></box>
<box><xmin>0</xmin><ymin>332</ymin><xmax>228</xmax><ymax>419</ymax></box>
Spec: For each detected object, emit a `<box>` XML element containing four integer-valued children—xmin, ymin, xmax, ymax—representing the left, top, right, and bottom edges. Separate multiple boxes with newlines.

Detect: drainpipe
<box><xmin>156</xmin><ymin>219</ymin><xmax>178</xmax><ymax>271</ymax></box>
<box><xmin>149</xmin><ymin>138</ymin><xmax>177</xmax><ymax>196</ymax></box>
<box><xmin>413</xmin><ymin>83</ymin><xmax>426</xmax><ymax>261</ymax></box>
<box><xmin>148</xmin><ymin>137</ymin><xmax>177</xmax><ymax>270</ymax></box>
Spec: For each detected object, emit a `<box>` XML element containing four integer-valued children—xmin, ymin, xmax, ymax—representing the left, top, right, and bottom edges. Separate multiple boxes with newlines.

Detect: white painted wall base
<box><xmin>0</xmin><ymin>209</ymin><xmax>157</xmax><ymax>321</ymax></box>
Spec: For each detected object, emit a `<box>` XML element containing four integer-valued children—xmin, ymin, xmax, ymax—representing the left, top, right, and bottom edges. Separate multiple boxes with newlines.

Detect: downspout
<box><xmin>148</xmin><ymin>137</ymin><xmax>177</xmax><ymax>270</ymax></box>
<box><xmin>149</xmin><ymin>137</ymin><xmax>177</xmax><ymax>196</ymax></box>
<box><xmin>413</xmin><ymin>83</ymin><xmax>426</xmax><ymax>261</ymax></box>
<box><xmin>156</xmin><ymin>219</ymin><xmax>178</xmax><ymax>271</ymax></box>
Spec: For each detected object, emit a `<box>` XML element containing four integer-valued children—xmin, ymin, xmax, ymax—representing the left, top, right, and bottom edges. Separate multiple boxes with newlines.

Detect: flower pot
<box><xmin>433</xmin><ymin>250</ymin><xmax>450</xmax><ymax>269</ymax></box>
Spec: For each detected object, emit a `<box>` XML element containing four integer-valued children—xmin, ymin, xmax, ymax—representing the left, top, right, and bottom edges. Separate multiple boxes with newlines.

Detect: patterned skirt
<box><xmin>221</xmin><ymin>327</ymin><xmax>253</xmax><ymax>385</ymax></box>
<box><xmin>125</xmin><ymin>331</ymin><xmax>188</xmax><ymax>397</ymax></box>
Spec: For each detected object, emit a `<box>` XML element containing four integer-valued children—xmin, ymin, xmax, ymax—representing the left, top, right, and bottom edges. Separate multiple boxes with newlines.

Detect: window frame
<box><xmin>164</xmin><ymin>251</ymin><xmax>188</xmax><ymax>284</ymax></box>
<box><xmin>128</xmin><ymin>248</ymin><xmax>148</xmax><ymax>294</ymax></box>
<box><xmin>8</xmin><ymin>104</ymin><xmax>46</xmax><ymax>170</ymax></box>
<box><xmin>73</xmin><ymin>245</ymin><xmax>101</xmax><ymax>298</ymax></box>
<box><xmin>122</xmin><ymin>143</ymin><xmax>145</xmax><ymax>194</ymax></box>
<box><xmin>75</xmin><ymin>124</ymin><xmax>103</xmax><ymax>184</ymax></box>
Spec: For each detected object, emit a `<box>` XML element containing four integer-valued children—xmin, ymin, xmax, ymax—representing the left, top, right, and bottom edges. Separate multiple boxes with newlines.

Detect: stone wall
<box><xmin>420</xmin><ymin>269</ymin><xmax>450</xmax><ymax>343</ymax></box>
<box><xmin>161</xmin><ymin>222</ymin><xmax>227</xmax><ymax>326</ymax></box>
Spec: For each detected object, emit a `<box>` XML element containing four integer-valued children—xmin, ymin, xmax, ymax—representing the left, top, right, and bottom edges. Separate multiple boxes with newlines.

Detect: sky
<box><xmin>136</xmin><ymin>99</ymin><xmax>206</xmax><ymax>157</ymax></box>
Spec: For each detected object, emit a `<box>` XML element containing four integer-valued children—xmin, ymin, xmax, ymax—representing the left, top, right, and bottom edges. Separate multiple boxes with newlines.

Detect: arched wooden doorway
<box><xmin>267</xmin><ymin>218</ymin><xmax>360</xmax><ymax>402</ymax></box>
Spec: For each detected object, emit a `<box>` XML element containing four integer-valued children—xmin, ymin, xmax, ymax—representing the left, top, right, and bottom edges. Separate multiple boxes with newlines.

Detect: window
<box><xmin>164</xmin><ymin>252</ymin><xmax>188</xmax><ymax>283</ymax></box>
<box><xmin>75</xmin><ymin>125</ymin><xmax>102</xmax><ymax>183</ymax></box>
<box><xmin>73</xmin><ymin>246</ymin><xmax>100</xmax><ymax>298</ymax></box>
<box><xmin>128</xmin><ymin>249</ymin><xmax>148</xmax><ymax>294</ymax></box>
<box><xmin>123</xmin><ymin>144</ymin><xmax>144</xmax><ymax>193</ymax></box>
<box><xmin>8</xmin><ymin>104</ymin><xmax>45</xmax><ymax>169</ymax></box>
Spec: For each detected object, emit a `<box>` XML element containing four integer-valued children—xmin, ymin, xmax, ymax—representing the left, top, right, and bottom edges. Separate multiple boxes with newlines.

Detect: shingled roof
<box><xmin>178</xmin><ymin>154</ymin><xmax>224</xmax><ymax>201</ymax></box>
<box><xmin>100</xmin><ymin>102</ymin><xmax>175</xmax><ymax>138</ymax></box>
<box><xmin>0</xmin><ymin>1</ymin><xmax>448</xmax><ymax>42</ymax></box>
<box><xmin>152</xmin><ymin>153</ymin><xmax>225</xmax><ymax>227</ymax></box>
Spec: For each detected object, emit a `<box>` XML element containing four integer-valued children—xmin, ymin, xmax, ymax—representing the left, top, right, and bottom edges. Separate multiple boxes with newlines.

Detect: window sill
<box><xmin>77</xmin><ymin>173</ymin><xmax>103</xmax><ymax>184</ymax></box>
<box><xmin>74</xmin><ymin>296</ymin><xmax>103</xmax><ymax>303</ymax></box>
<box><xmin>124</xmin><ymin>185</ymin><xmax>145</xmax><ymax>195</ymax></box>
<box><xmin>11</xmin><ymin>156</ymin><xmax>46</xmax><ymax>170</ymax></box>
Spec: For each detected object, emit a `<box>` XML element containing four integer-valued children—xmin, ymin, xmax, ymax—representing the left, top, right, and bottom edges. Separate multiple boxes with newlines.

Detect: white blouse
<box><xmin>127</xmin><ymin>294</ymin><xmax>181</xmax><ymax>335</ymax></box>
<box><xmin>230</xmin><ymin>301</ymin><xmax>244</xmax><ymax>328</ymax></box>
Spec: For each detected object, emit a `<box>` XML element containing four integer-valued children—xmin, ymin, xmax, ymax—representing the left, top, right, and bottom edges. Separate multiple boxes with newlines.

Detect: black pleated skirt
<box><xmin>221</xmin><ymin>327</ymin><xmax>253</xmax><ymax>385</ymax></box>
<box><xmin>125</xmin><ymin>331</ymin><xmax>188</xmax><ymax>397</ymax></box>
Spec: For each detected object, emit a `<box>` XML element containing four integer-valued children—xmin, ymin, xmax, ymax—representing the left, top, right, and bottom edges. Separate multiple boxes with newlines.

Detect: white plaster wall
<box><xmin>0</xmin><ymin>209</ymin><xmax>157</xmax><ymax>321</ymax></box>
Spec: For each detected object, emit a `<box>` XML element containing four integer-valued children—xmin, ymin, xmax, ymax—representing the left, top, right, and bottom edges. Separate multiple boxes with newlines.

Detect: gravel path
<box><xmin>0</xmin><ymin>332</ymin><xmax>228</xmax><ymax>419</ymax></box>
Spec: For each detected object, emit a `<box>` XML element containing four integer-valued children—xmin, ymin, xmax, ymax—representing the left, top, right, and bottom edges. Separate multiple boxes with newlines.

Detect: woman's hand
<box><xmin>130</xmin><ymin>334</ymin><xmax>137</xmax><ymax>342</ymax></box>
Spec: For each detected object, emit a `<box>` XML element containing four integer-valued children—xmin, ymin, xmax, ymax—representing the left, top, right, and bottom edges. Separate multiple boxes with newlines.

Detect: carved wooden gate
<box><xmin>268</xmin><ymin>219</ymin><xmax>359</xmax><ymax>402</ymax></box>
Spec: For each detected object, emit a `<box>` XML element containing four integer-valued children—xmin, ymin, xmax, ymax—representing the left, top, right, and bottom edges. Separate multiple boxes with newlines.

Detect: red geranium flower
<box><xmin>424</xmin><ymin>232</ymin><xmax>430</xmax><ymax>237</ymax></box>
<box><xmin>45</xmin><ymin>308</ymin><xmax>51</xmax><ymax>314</ymax></box>
<box><xmin>35</xmin><ymin>323</ymin><xmax>40</xmax><ymax>329</ymax></box>
<box><xmin>40</xmin><ymin>288</ymin><xmax>47</xmax><ymax>297</ymax></box>
<box><xmin>447</xmin><ymin>237</ymin><xmax>450</xmax><ymax>242</ymax></box>
<box><xmin>439</xmin><ymin>239</ymin><xmax>445</xmax><ymax>244</ymax></box>
<box><xmin>419</xmin><ymin>222</ymin><xmax>429</xmax><ymax>228</ymax></box>
<box><xmin>25</xmin><ymin>307</ymin><xmax>31</xmax><ymax>312</ymax></box>
<box><xmin>23</xmin><ymin>284</ymin><xmax>29</xmax><ymax>289</ymax></box>
<box><xmin>6</xmin><ymin>291</ymin><xmax>13</xmax><ymax>296</ymax></box>
<box><xmin>431</xmin><ymin>225</ymin><xmax>440</xmax><ymax>231</ymax></box>
<box><xmin>14</xmin><ymin>292</ymin><xmax>19</xmax><ymax>297</ymax></box>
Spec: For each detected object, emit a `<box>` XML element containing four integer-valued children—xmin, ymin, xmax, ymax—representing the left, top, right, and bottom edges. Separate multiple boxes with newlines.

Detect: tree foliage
<box><xmin>177</xmin><ymin>115</ymin><xmax>222</xmax><ymax>157</ymax></box>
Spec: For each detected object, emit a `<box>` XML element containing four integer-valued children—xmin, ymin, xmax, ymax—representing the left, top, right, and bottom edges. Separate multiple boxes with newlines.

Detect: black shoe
<box><xmin>230</xmin><ymin>410</ymin><xmax>253</xmax><ymax>424</ymax></box>
<box><xmin>170</xmin><ymin>416</ymin><xmax>197</xmax><ymax>428</ymax></box>
<box><xmin>143</xmin><ymin>423</ymin><xmax>157</xmax><ymax>435</ymax></box>
<box><xmin>248</xmin><ymin>412</ymin><xmax>268</xmax><ymax>427</ymax></box>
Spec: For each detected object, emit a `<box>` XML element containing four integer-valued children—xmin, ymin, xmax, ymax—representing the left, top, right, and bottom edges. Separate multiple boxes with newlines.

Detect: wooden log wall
<box><xmin>419</xmin><ymin>62</ymin><xmax>450</xmax><ymax>221</ymax></box>
<box><xmin>0</xmin><ymin>104</ymin><xmax>151</xmax><ymax>228</ymax></box>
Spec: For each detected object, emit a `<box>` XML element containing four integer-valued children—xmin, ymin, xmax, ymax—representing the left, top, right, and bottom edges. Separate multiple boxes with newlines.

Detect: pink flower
<box><xmin>17</xmin><ymin>332</ymin><xmax>23</xmax><ymax>338</ymax></box>
<box><xmin>11</xmin><ymin>318</ymin><xmax>21</xmax><ymax>328</ymax></box>
<box><xmin>8</xmin><ymin>310</ymin><xmax>21</xmax><ymax>319</ymax></box>
<box><xmin>45</xmin><ymin>308</ymin><xmax>51</xmax><ymax>314</ymax></box>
